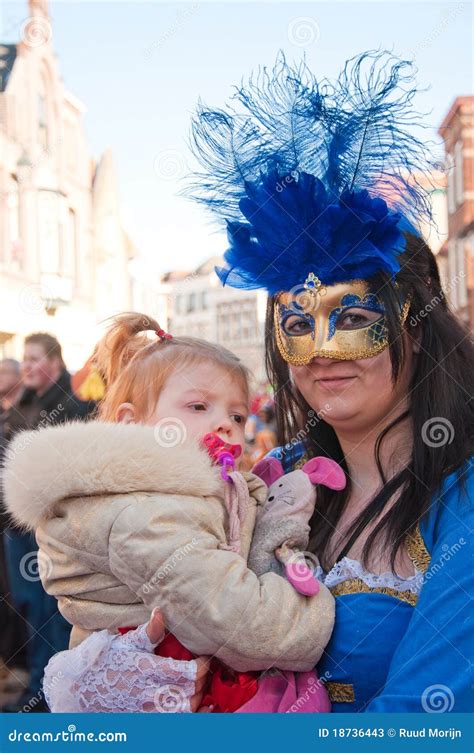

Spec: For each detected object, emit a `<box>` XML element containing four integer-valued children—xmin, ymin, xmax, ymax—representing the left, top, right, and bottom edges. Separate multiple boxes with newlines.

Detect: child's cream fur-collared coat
<box><xmin>3</xmin><ymin>420</ymin><xmax>334</xmax><ymax>672</ymax></box>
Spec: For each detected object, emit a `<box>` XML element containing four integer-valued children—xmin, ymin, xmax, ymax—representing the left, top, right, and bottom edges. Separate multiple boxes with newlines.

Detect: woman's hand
<box><xmin>135</xmin><ymin>610</ymin><xmax>210</xmax><ymax>712</ymax></box>
<box><xmin>43</xmin><ymin>609</ymin><xmax>210</xmax><ymax>713</ymax></box>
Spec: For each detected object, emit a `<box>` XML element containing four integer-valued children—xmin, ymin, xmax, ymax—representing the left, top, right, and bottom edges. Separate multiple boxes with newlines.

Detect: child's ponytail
<box><xmin>94</xmin><ymin>312</ymin><xmax>161</xmax><ymax>389</ymax></box>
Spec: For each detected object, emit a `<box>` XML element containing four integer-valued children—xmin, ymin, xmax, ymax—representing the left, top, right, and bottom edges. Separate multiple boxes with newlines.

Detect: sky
<box><xmin>1</xmin><ymin>0</ymin><xmax>473</xmax><ymax>279</ymax></box>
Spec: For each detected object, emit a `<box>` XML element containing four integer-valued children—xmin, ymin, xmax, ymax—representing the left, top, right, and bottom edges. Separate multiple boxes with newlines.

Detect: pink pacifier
<box><xmin>202</xmin><ymin>433</ymin><xmax>242</xmax><ymax>481</ymax></box>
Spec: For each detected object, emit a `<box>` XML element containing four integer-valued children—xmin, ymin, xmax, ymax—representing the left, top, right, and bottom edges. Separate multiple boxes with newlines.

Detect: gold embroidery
<box><xmin>330</xmin><ymin>578</ymin><xmax>418</xmax><ymax>607</ymax></box>
<box><xmin>293</xmin><ymin>454</ymin><xmax>310</xmax><ymax>471</ymax></box>
<box><xmin>406</xmin><ymin>524</ymin><xmax>431</xmax><ymax>574</ymax></box>
<box><xmin>327</xmin><ymin>525</ymin><xmax>430</xmax><ymax>607</ymax></box>
<box><xmin>326</xmin><ymin>681</ymin><xmax>355</xmax><ymax>703</ymax></box>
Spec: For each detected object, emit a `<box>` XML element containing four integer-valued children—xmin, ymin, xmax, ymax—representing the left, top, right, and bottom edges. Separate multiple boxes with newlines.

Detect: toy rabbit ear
<box><xmin>251</xmin><ymin>457</ymin><xmax>285</xmax><ymax>486</ymax></box>
<box><xmin>302</xmin><ymin>457</ymin><xmax>346</xmax><ymax>490</ymax></box>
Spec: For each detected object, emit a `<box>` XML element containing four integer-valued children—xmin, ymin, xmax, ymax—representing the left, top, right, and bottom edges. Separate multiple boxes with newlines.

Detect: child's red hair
<box><xmin>95</xmin><ymin>312</ymin><xmax>251</xmax><ymax>422</ymax></box>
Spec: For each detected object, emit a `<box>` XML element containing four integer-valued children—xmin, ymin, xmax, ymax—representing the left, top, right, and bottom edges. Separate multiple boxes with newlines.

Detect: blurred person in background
<box><xmin>0</xmin><ymin>360</ymin><xmax>28</xmax><ymax>698</ymax></box>
<box><xmin>251</xmin><ymin>404</ymin><xmax>277</xmax><ymax>464</ymax></box>
<box><xmin>1</xmin><ymin>334</ymin><xmax>92</xmax><ymax>712</ymax></box>
<box><xmin>242</xmin><ymin>387</ymin><xmax>277</xmax><ymax>469</ymax></box>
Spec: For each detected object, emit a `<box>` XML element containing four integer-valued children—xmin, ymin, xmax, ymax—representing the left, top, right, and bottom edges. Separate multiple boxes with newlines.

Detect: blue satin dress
<box><xmin>267</xmin><ymin>444</ymin><xmax>474</xmax><ymax>712</ymax></box>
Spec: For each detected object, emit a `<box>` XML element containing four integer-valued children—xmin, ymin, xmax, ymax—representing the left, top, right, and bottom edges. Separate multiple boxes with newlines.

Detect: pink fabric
<box><xmin>237</xmin><ymin>671</ymin><xmax>331</xmax><ymax>713</ymax></box>
<box><xmin>219</xmin><ymin>471</ymin><xmax>250</xmax><ymax>554</ymax></box>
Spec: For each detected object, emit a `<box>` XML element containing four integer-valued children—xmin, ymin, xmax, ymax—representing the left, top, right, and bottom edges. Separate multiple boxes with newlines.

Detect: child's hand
<box><xmin>146</xmin><ymin>607</ymin><xmax>166</xmax><ymax>643</ymax></box>
<box><xmin>275</xmin><ymin>541</ymin><xmax>297</xmax><ymax>565</ymax></box>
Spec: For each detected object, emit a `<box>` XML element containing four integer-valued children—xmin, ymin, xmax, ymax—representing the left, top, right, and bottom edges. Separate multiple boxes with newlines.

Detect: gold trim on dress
<box><xmin>330</xmin><ymin>578</ymin><xmax>418</xmax><ymax>606</ymax></box>
<box><xmin>326</xmin><ymin>681</ymin><xmax>355</xmax><ymax>703</ymax></box>
<box><xmin>293</xmin><ymin>454</ymin><xmax>310</xmax><ymax>471</ymax></box>
<box><xmin>406</xmin><ymin>524</ymin><xmax>431</xmax><ymax>574</ymax></box>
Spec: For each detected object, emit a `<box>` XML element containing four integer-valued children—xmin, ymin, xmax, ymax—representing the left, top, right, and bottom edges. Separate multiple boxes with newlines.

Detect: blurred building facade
<box><xmin>438</xmin><ymin>96</ymin><xmax>474</xmax><ymax>329</ymax></box>
<box><xmin>0</xmin><ymin>0</ymin><xmax>135</xmax><ymax>369</ymax></box>
<box><xmin>165</xmin><ymin>257</ymin><xmax>268</xmax><ymax>380</ymax></box>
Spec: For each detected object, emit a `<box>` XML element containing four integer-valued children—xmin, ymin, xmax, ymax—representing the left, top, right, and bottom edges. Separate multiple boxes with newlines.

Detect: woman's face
<box><xmin>289</xmin><ymin>335</ymin><xmax>416</xmax><ymax>433</ymax></box>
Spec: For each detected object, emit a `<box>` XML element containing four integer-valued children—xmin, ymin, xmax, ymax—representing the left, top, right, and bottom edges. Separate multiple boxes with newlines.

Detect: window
<box><xmin>447</xmin><ymin>154</ymin><xmax>456</xmax><ymax>215</ymax></box>
<box><xmin>454</xmin><ymin>140</ymin><xmax>464</xmax><ymax>207</ymax></box>
<box><xmin>67</xmin><ymin>208</ymin><xmax>77</xmax><ymax>283</ymax></box>
<box><xmin>187</xmin><ymin>293</ymin><xmax>196</xmax><ymax>312</ymax></box>
<box><xmin>456</xmin><ymin>238</ymin><xmax>467</xmax><ymax>308</ymax></box>
<box><xmin>7</xmin><ymin>175</ymin><xmax>22</xmax><ymax>267</ymax></box>
<box><xmin>38</xmin><ymin>93</ymin><xmax>48</xmax><ymax>150</ymax></box>
<box><xmin>447</xmin><ymin>239</ymin><xmax>458</xmax><ymax>309</ymax></box>
<box><xmin>38</xmin><ymin>190</ymin><xmax>60</xmax><ymax>275</ymax></box>
<box><xmin>64</xmin><ymin>120</ymin><xmax>78</xmax><ymax>170</ymax></box>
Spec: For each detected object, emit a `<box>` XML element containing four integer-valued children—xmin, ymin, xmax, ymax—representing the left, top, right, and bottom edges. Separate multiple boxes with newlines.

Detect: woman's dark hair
<box><xmin>265</xmin><ymin>233</ymin><xmax>474</xmax><ymax>571</ymax></box>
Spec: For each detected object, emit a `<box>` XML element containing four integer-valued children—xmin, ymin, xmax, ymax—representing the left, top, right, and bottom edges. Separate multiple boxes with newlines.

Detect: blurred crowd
<box><xmin>0</xmin><ymin>333</ymin><xmax>276</xmax><ymax>712</ymax></box>
<box><xmin>0</xmin><ymin>334</ymin><xmax>94</xmax><ymax>712</ymax></box>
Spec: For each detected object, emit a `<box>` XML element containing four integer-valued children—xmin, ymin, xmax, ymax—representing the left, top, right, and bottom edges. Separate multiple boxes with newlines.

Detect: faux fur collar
<box><xmin>3</xmin><ymin>420</ymin><xmax>223</xmax><ymax>530</ymax></box>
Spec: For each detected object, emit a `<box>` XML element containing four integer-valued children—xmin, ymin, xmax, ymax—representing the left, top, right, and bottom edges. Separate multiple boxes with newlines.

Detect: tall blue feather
<box><xmin>185</xmin><ymin>51</ymin><xmax>437</xmax><ymax>291</ymax></box>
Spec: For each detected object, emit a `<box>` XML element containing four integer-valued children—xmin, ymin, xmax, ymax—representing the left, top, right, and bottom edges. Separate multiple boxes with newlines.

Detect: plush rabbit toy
<box><xmin>249</xmin><ymin>456</ymin><xmax>346</xmax><ymax>596</ymax></box>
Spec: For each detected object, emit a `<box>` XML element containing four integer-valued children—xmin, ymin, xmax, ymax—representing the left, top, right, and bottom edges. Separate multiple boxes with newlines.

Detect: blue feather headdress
<box><xmin>186</xmin><ymin>51</ymin><xmax>436</xmax><ymax>294</ymax></box>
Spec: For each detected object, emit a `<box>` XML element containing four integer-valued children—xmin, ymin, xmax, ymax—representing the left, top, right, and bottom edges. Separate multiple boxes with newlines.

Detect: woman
<box><xmin>42</xmin><ymin>50</ymin><xmax>473</xmax><ymax>713</ymax></box>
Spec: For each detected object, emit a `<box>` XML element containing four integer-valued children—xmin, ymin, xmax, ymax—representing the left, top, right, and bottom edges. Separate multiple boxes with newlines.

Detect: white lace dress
<box><xmin>314</xmin><ymin>557</ymin><xmax>424</xmax><ymax>597</ymax></box>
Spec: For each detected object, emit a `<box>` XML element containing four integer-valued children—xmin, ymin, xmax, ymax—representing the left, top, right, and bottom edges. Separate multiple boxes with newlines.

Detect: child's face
<box><xmin>146</xmin><ymin>362</ymin><xmax>249</xmax><ymax>451</ymax></box>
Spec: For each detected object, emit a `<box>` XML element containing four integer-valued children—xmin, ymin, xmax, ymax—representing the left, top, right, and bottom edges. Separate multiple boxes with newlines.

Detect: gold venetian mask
<box><xmin>274</xmin><ymin>274</ymin><xmax>409</xmax><ymax>364</ymax></box>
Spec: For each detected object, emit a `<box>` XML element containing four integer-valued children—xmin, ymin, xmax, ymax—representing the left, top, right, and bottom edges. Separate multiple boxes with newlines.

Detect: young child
<box><xmin>3</xmin><ymin>313</ymin><xmax>335</xmax><ymax>713</ymax></box>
